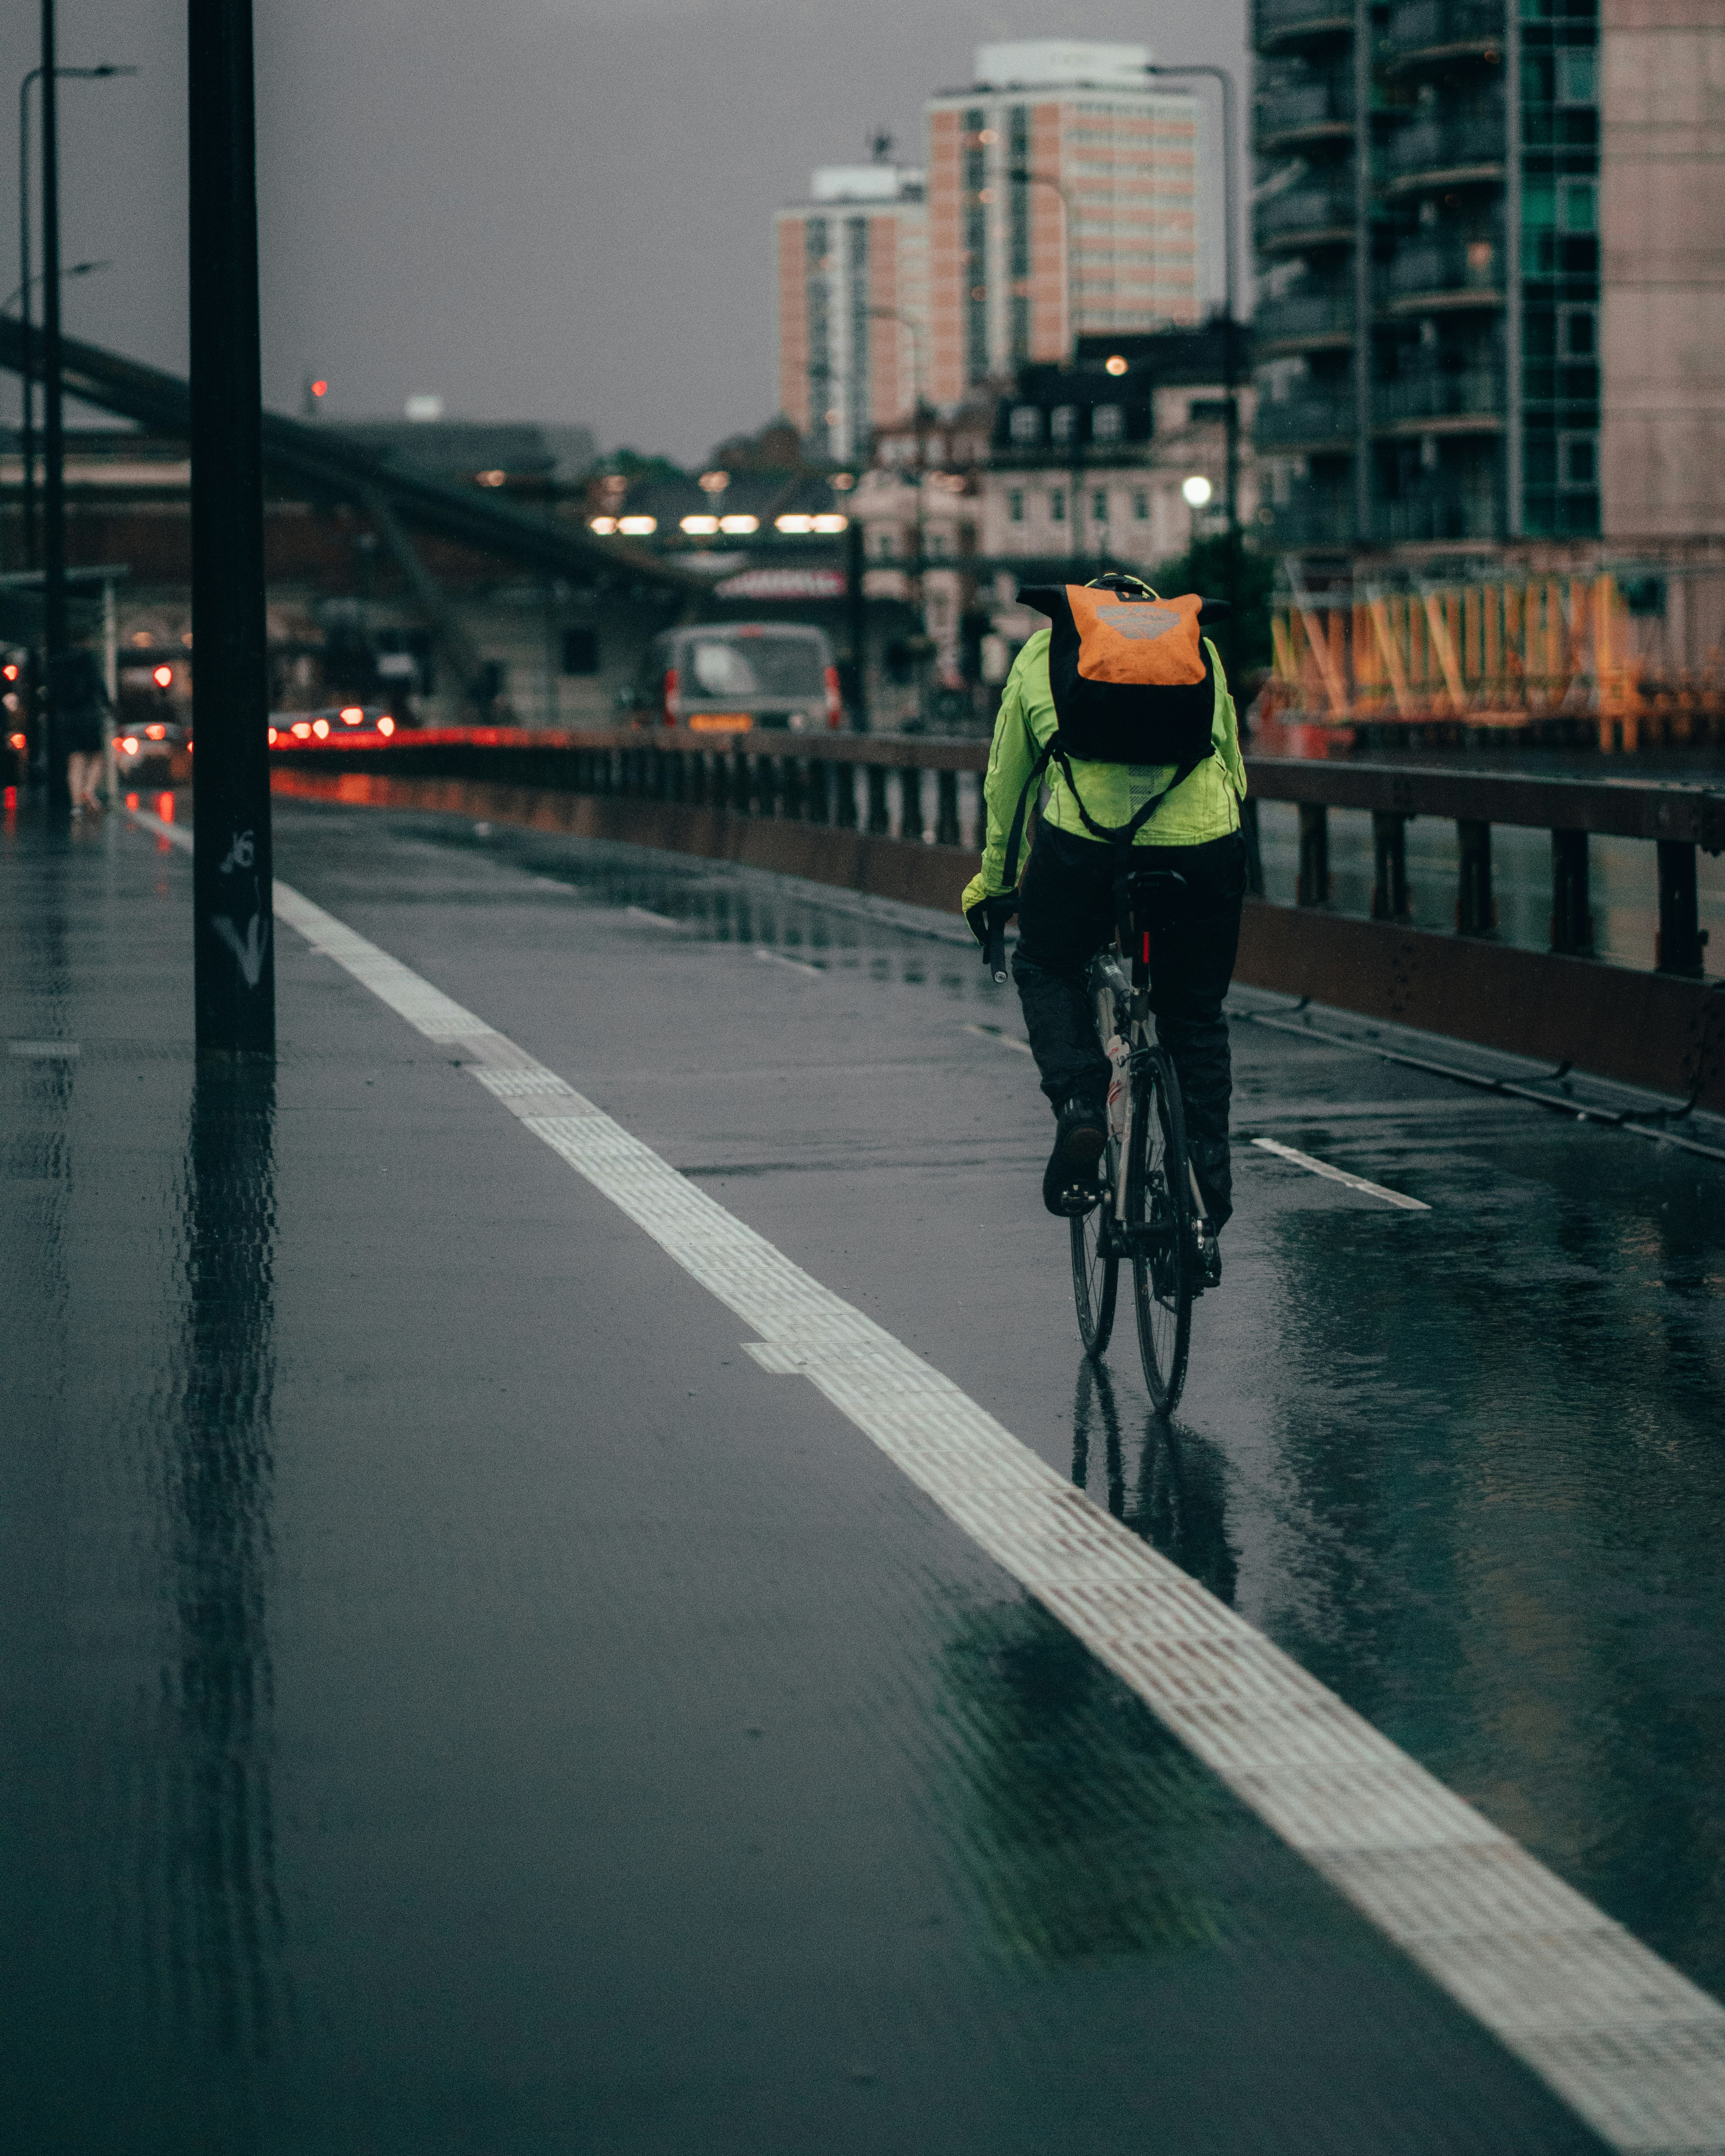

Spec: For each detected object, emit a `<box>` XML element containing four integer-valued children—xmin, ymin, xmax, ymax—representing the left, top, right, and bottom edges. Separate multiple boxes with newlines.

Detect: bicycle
<box><xmin>983</xmin><ymin>874</ymin><xmax>1201</xmax><ymax>1416</ymax></box>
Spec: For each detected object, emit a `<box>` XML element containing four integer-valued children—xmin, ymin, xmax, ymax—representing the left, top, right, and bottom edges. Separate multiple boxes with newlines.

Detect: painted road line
<box><xmin>962</xmin><ymin>1023</ymin><xmax>1036</xmax><ymax>1056</ymax></box>
<box><xmin>1251</xmin><ymin>1136</ymin><xmax>1432</xmax><ymax>1211</ymax></box>
<box><xmin>626</xmin><ymin>904</ymin><xmax>678</xmax><ymax>927</ymax></box>
<box><xmin>755</xmin><ymin>947</ymin><xmax>823</xmax><ymax>976</ymax></box>
<box><xmin>125</xmin><ymin>806</ymin><xmax>1725</xmax><ymax>2153</ymax></box>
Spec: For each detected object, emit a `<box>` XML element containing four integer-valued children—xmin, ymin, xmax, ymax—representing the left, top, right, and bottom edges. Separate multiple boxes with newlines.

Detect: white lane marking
<box><xmin>125</xmin><ymin>806</ymin><xmax>1725</xmax><ymax>2152</ymax></box>
<box><xmin>627</xmin><ymin>904</ymin><xmax>678</xmax><ymax>927</ymax></box>
<box><xmin>9</xmin><ymin>1039</ymin><xmax>81</xmax><ymax>1059</ymax></box>
<box><xmin>533</xmin><ymin>876</ymin><xmax>577</xmax><ymax>893</ymax></box>
<box><xmin>1251</xmin><ymin>1136</ymin><xmax>1431</xmax><ymax>1212</ymax></box>
<box><xmin>755</xmin><ymin>947</ymin><xmax>823</xmax><ymax>976</ymax></box>
<box><xmin>962</xmin><ymin>1023</ymin><xmax>1035</xmax><ymax>1056</ymax></box>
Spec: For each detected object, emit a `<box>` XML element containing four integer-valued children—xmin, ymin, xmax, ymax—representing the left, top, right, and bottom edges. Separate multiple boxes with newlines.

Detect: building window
<box><xmin>1561</xmin><ymin>179</ymin><xmax>1596</xmax><ymax>232</ymax></box>
<box><xmin>805</xmin><ymin>216</ymin><xmax>831</xmax><ymax>460</ymax></box>
<box><xmin>846</xmin><ymin>215</ymin><xmax>869</xmax><ymax>462</ymax></box>
<box><xmin>928</xmin><ymin>529</ymin><xmax>950</xmax><ymax>557</ymax></box>
<box><xmin>1557</xmin><ymin>48</ymin><xmax>1597</xmax><ymax>103</ymax></box>
<box><xmin>1008</xmin><ymin>488</ymin><xmax>1025</xmax><ymax>523</ymax></box>
<box><xmin>1092</xmin><ymin>403</ymin><xmax>1124</xmax><ymax>442</ymax></box>
<box><xmin>1132</xmin><ymin>490</ymin><xmax>1149</xmax><ymax>520</ymax></box>
<box><xmin>1559</xmin><ymin>431</ymin><xmax>1596</xmax><ymax>485</ymax></box>
<box><xmin>1091</xmin><ymin>489</ymin><xmax>1109</xmax><ymax>523</ymax></box>
<box><xmin>1558</xmin><ymin>304</ymin><xmax>1596</xmax><ymax>358</ymax></box>
<box><xmin>1189</xmin><ymin>399</ymin><xmax>1230</xmax><ymax>424</ymax></box>
<box><xmin>872</xmin><ymin>530</ymin><xmax>898</xmax><ymax>558</ymax></box>
<box><xmin>1050</xmin><ymin>488</ymin><xmax>1067</xmax><ymax>523</ymax></box>
<box><xmin>1050</xmin><ymin>405</ymin><xmax>1078</xmax><ymax>445</ymax></box>
<box><xmin>965</xmin><ymin>106</ymin><xmax>989</xmax><ymax>386</ymax></box>
<box><xmin>1009</xmin><ymin>404</ymin><xmax>1042</xmax><ymax>444</ymax></box>
<box><xmin>561</xmin><ymin>627</ymin><xmax>598</xmax><ymax>675</ymax></box>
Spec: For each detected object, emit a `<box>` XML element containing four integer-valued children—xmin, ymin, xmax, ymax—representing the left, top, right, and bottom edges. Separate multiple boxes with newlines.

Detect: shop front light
<box><xmin>377</xmin><ymin>715</ymin><xmax>396</xmax><ymax>737</ymax></box>
<box><xmin>681</xmin><ymin>514</ymin><xmax>719</xmax><ymax>535</ymax></box>
<box><xmin>1181</xmin><ymin>475</ymin><xmax>1212</xmax><ymax>507</ymax></box>
<box><xmin>812</xmin><ymin>513</ymin><xmax>848</xmax><ymax>533</ymax></box>
<box><xmin>719</xmin><ymin>514</ymin><xmax>758</xmax><ymax>535</ymax></box>
<box><xmin>291</xmin><ymin>721</ymin><xmax>312</xmax><ymax>739</ymax></box>
<box><xmin>617</xmin><ymin>515</ymin><xmax>658</xmax><ymax>535</ymax></box>
<box><xmin>588</xmin><ymin>516</ymin><xmax>618</xmax><ymax>534</ymax></box>
<box><xmin>152</xmin><ymin>664</ymin><xmax>174</xmax><ymax>689</ymax></box>
<box><xmin>312</xmin><ymin>717</ymin><xmax>330</xmax><ymax>739</ymax></box>
<box><xmin>120</xmin><ymin>736</ymin><xmax>139</xmax><ymax>755</ymax></box>
<box><xmin>267</xmin><ymin>726</ymin><xmax>278</xmax><ymax>746</ymax></box>
<box><xmin>775</xmin><ymin>514</ymin><xmax>813</xmax><ymax>534</ymax></box>
<box><xmin>145</xmin><ymin>723</ymin><xmax>166</xmax><ymax>741</ymax></box>
<box><xmin>340</xmin><ymin>705</ymin><xmax>365</xmax><ymax>725</ymax></box>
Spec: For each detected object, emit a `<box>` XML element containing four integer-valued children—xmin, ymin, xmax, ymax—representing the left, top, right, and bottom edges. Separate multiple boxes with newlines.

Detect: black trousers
<box><xmin>1012</xmin><ymin>825</ymin><xmax>1248</xmax><ymax>1227</ymax></box>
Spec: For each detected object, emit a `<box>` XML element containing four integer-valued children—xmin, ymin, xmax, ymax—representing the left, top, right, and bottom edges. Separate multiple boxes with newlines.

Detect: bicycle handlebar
<box><xmin>980</xmin><ymin>896</ymin><xmax>1018</xmax><ymax>985</ymax></box>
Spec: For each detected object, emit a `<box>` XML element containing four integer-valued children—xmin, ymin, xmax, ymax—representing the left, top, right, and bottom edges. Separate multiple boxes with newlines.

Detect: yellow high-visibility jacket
<box><xmin>961</xmin><ymin>628</ymin><xmax>1248</xmax><ymax>918</ymax></box>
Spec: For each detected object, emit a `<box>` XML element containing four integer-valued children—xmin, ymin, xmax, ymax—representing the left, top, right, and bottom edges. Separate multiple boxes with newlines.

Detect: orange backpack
<box><xmin>999</xmin><ymin>584</ymin><xmax>1226</xmax><ymax>898</ymax></box>
<box><xmin>1017</xmin><ymin>583</ymin><xmax>1215</xmax><ymax>765</ymax></box>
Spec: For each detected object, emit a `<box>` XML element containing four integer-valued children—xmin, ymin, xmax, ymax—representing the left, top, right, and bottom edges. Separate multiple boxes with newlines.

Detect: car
<box><xmin>621</xmin><ymin>623</ymin><xmax>842</xmax><ymax>733</ymax></box>
<box><xmin>268</xmin><ymin>704</ymin><xmax>403</xmax><ymax>746</ymax></box>
<box><xmin>112</xmin><ymin>716</ymin><xmax>190</xmax><ymax>782</ymax></box>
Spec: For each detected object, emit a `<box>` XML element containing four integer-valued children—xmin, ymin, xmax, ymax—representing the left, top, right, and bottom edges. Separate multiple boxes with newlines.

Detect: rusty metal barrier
<box><xmin>270</xmin><ymin>726</ymin><xmax>1725</xmax><ymax>1115</ymax></box>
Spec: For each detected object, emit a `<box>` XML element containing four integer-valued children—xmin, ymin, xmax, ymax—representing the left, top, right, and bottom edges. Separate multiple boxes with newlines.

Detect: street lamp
<box><xmin>1143</xmin><ymin>62</ymin><xmax>1241</xmax><ymax>656</ymax></box>
<box><xmin>16</xmin><ymin>62</ymin><xmax>137</xmax><ymax>575</ymax></box>
<box><xmin>868</xmin><ymin>304</ymin><xmax>936</xmax><ymax>723</ymax></box>
<box><xmin>1</xmin><ymin>258</ymin><xmax>110</xmax><ymax>315</ymax></box>
<box><xmin>1007</xmin><ymin>167</ymin><xmax>1088</xmax><ymax>566</ymax></box>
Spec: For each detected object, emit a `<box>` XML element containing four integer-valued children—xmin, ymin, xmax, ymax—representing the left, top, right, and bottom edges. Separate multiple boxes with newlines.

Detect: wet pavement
<box><xmin>5</xmin><ymin>792</ymin><xmax>1725</xmax><ymax>2153</ymax></box>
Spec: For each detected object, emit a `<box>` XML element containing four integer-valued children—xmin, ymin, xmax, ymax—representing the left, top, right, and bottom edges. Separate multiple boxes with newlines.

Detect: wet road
<box><xmin>4</xmin><ymin>794</ymin><xmax>1725</xmax><ymax>2154</ymax></box>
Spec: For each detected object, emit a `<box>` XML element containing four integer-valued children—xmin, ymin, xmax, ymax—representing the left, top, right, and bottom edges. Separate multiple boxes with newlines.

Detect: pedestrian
<box><xmin>47</xmin><ymin>637</ymin><xmax>112</xmax><ymax>816</ymax></box>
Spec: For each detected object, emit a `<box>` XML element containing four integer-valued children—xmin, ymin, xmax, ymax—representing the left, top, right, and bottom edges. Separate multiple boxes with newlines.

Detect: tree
<box><xmin>1151</xmin><ymin>534</ymin><xmax>1276</xmax><ymax>681</ymax></box>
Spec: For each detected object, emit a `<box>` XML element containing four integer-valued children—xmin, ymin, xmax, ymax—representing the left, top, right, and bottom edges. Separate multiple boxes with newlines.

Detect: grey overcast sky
<box><xmin>2</xmin><ymin>0</ymin><xmax>1246</xmax><ymax>464</ymax></box>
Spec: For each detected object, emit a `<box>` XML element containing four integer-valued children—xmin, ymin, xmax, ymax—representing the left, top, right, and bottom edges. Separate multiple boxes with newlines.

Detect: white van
<box><xmin>627</xmin><ymin>622</ymin><xmax>842</xmax><ymax>733</ymax></box>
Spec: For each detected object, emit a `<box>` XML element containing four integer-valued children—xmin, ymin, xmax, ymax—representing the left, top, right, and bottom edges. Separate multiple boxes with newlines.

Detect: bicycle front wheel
<box><xmin>1070</xmin><ymin>1151</ymin><xmax>1119</xmax><ymax>1359</ymax></box>
<box><xmin>1127</xmin><ymin>1051</ymin><xmax>1193</xmax><ymax>1416</ymax></box>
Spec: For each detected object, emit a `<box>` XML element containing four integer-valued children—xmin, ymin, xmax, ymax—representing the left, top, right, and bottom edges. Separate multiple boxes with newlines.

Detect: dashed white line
<box><xmin>127</xmin><ymin>805</ymin><xmax>1725</xmax><ymax>2153</ymax></box>
<box><xmin>755</xmin><ymin>947</ymin><xmax>822</xmax><ymax>976</ymax></box>
<box><xmin>962</xmin><ymin>1022</ymin><xmax>1035</xmax><ymax>1055</ymax></box>
<box><xmin>1251</xmin><ymin>1136</ymin><xmax>1432</xmax><ymax>1211</ymax></box>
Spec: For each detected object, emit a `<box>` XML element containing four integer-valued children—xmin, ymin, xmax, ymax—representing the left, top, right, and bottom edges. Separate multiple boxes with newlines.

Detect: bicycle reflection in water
<box><xmin>1069</xmin><ymin>1357</ymin><xmax>1238</xmax><ymax>1608</ymax></box>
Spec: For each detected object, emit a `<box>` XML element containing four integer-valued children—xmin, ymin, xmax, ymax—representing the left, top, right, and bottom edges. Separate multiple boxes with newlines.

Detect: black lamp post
<box><xmin>189</xmin><ymin>0</ymin><xmax>275</xmax><ymax>1055</ymax></box>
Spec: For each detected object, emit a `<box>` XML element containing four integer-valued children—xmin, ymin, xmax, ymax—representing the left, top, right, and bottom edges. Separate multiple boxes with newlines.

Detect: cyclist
<box><xmin>961</xmin><ymin>573</ymin><xmax>1249</xmax><ymax>1283</ymax></box>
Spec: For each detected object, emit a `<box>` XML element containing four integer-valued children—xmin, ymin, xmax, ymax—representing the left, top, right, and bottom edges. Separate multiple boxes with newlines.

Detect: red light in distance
<box><xmin>152</xmin><ymin>664</ymin><xmax>173</xmax><ymax>689</ymax></box>
<box><xmin>311</xmin><ymin>380</ymin><xmax>328</xmax><ymax>398</ymax></box>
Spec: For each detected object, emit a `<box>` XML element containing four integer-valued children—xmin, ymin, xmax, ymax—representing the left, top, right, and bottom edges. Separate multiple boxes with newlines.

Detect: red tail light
<box><xmin>824</xmin><ymin>665</ymin><xmax>842</xmax><ymax>728</ymax></box>
<box><xmin>663</xmin><ymin>666</ymin><xmax>678</xmax><ymax>725</ymax></box>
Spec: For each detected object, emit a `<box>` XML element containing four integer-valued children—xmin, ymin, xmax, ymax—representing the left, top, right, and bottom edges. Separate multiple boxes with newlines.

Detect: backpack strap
<box><xmin>999</xmin><ymin>715</ymin><xmax>1202</xmax><ymax>951</ymax></box>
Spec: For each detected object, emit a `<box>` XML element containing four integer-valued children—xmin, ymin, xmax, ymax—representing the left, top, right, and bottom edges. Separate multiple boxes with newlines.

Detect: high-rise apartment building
<box><xmin>1253</xmin><ymin>0</ymin><xmax>1725</xmax><ymax>558</ymax></box>
<box><xmin>775</xmin><ymin>165</ymin><xmax>927</xmax><ymax>466</ymax></box>
<box><xmin>924</xmin><ymin>43</ymin><xmax>1208</xmax><ymax>408</ymax></box>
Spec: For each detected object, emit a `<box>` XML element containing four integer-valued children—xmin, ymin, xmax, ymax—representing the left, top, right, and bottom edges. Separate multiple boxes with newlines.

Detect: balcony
<box><xmin>1382</xmin><ymin>0</ymin><xmax>1506</xmax><ymax>64</ymax></box>
<box><xmin>1255</xmin><ymin>77</ymin><xmax>1357</xmax><ymax>154</ymax></box>
<box><xmin>1255</xmin><ymin>287</ymin><xmax>1358</xmax><ymax>353</ymax></box>
<box><xmin>1381</xmin><ymin>235</ymin><xmax>1504</xmax><ymax>311</ymax></box>
<box><xmin>1255</xmin><ymin>184</ymin><xmax>1357</xmax><ymax>253</ymax></box>
<box><xmin>1375</xmin><ymin>491</ymin><xmax>1500</xmax><ymax>542</ymax></box>
<box><xmin>1383</xmin><ymin>107</ymin><xmax>1506</xmax><ymax>191</ymax></box>
<box><xmin>1256</xmin><ymin>392</ymin><xmax>1358</xmax><ymax>448</ymax></box>
<box><xmin>1373</xmin><ymin>368</ymin><xmax>1505</xmax><ymax>429</ymax></box>
<box><xmin>1255</xmin><ymin>0</ymin><xmax>1356</xmax><ymax>49</ymax></box>
<box><xmin>1262</xmin><ymin>490</ymin><xmax>1359</xmax><ymax>550</ymax></box>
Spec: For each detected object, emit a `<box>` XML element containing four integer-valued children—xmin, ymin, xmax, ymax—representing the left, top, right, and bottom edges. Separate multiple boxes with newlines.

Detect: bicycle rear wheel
<box><xmin>1127</xmin><ymin>1050</ymin><xmax>1193</xmax><ymax>1415</ymax></box>
<box><xmin>1070</xmin><ymin>1148</ymin><xmax>1118</xmax><ymax>1358</ymax></box>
